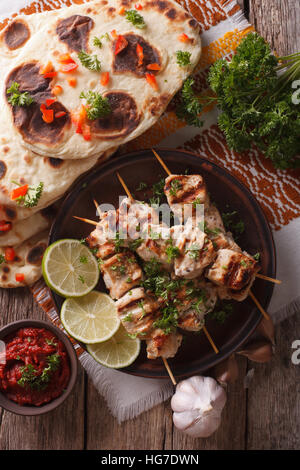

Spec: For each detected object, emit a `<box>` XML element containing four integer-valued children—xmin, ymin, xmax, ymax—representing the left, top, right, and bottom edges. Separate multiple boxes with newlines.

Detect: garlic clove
<box><xmin>171</xmin><ymin>375</ymin><xmax>227</xmax><ymax>438</ymax></box>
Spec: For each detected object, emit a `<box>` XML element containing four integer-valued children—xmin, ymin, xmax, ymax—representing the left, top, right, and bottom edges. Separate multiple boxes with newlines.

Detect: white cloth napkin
<box><xmin>5</xmin><ymin>0</ymin><xmax>300</xmax><ymax>423</ymax></box>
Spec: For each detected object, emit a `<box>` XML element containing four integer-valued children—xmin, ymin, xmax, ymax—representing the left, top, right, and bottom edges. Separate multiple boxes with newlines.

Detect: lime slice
<box><xmin>42</xmin><ymin>239</ymin><xmax>99</xmax><ymax>297</ymax></box>
<box><xmin>60</xmin><ymin>291</ymin><xmax>120</xmax><ymax>344</ymax></box>
<box><xmin>87</xmin><ymin>325</ymin><xmax>140</xmax><ymax>368</ymax></box>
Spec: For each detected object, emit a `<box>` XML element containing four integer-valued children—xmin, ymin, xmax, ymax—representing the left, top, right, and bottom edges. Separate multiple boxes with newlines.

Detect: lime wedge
<box><xmin>61</xmin><ymin>291</ymin><xmax>120</xmax><ymax>344</ymax></box>
<box><xmin>87</xmin><ymin>325</ymin><xmax>140</xmax><ymax>368</ymax></box>
<box><xmin>42</xmin><ymin>239</ymin><xmax>99</xmax><ymax>297</ymax></box>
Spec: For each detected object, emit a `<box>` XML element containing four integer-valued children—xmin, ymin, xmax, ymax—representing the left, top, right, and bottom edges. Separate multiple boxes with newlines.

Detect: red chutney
<box><xmin>0</xmin><ymin>327</ymin><xmax>70</xmax><ymax>406</ymax></box>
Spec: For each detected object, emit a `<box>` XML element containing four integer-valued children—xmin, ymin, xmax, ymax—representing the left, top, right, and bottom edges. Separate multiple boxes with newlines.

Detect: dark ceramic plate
<box><xmin>49</xmin><ymin>149</ymin><xmax>276</xmax><ymax>379</ymax></box>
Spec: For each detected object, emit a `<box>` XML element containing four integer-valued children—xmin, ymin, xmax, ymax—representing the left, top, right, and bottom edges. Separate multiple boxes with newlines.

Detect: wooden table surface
<box><xmin>0</xmin><ymin>0</ymin><xmax>299</xmax><ymax>450</ymax></box>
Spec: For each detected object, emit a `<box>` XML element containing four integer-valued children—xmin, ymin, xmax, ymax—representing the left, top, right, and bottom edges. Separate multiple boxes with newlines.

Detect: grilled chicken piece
<box><xmin>204</xmin><ymin>204</ymin><xmax>241</xmax><ymax>252</ymax></box>
<box><xmin>116</xmin><ymin>287</ymin><xmax>161</xmax><ymax>339</ymax></box>
<box><xmin>100</xmin><ymin>250</ymin><xmax>143</xmax><ymax>299</ymax></box>
<box><xmin>136</xmin><ymin>224</ymin><xmax>174</xmax><ymax>271</ymax></box>
<box><xmin>87</xmin><ymin>197</ymin><xmax>159</xmax><ymax>255</ymax></box>
<box><xmin>205</xmin><ymin>204</ymin><xmax>225</xmax><ymax>233</ymax></box>
<box><xmin>171</xmin><ymin>218</ymin><xmax>215</xmax><ymax>279</ymax></box>
<box><xmin>164</xmin><ymin>174</ymin><xmax>209</xmax><ymax>221</ymax></box>
<box><xmin>176</xmin><ymin>280</ymin><xmax>217</xmax><ymax>331</ymax></box>
<box><xmin>206</xmin><ymin>249</ymin><xmax>260</xmax><ymax>291</ymax></box>
<box><xmin>118</xmin><ymin>197</ymin><xmax>159</xmax><ymax>238</ymax></box>
<box><xmin>86</xmin><ymin>209</ymin><xmax>122</xmax><ymax>259</ymax></box>
<box><xmin>146</xmin><ymin>328</ymin><xmax>183</xmax><ymax>359</ymax></box>
<box><xmin>177</xmin><ymin>311</ymin><xmax>204</xmax><ymax>331</ymax></box>
<box><xmin>87</xmin><ymin>230</ymin><xmax>116</xmax><ymax>260</ymax></box>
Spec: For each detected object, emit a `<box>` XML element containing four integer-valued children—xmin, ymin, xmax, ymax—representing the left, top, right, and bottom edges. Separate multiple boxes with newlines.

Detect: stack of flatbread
<box><xmin>0</xmin><ymin>0</ymin><xmax>201</xmax><ymax>287</ymax></box>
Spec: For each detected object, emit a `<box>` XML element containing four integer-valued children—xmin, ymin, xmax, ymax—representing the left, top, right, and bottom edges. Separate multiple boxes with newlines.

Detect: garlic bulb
<box><xmin>171</xmin><ymin>376</ymin><xmax>227</xmax><ymax>438</ymax></box>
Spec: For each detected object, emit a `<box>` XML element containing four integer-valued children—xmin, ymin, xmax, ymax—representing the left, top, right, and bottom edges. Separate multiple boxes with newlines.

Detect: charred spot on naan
<box><xmin>3</xmin><ymin>19</ymin><xmax>30</xmax><ymax>50</ymax></box>
<box><xmin>56</xmin><ymin>15</ymin><xmax>94</xmax><ymax>53</ymax></box>
<box><xmin>1</xmin><ymin>206</ymin><xmax>17</xmax><ymax>221</ymax></box>
<box><xmin>0</xmin><ymin>161</ymin><xmax>7</xmax><ymax>180</ymax></box>
<box><xmin>112</xmin><ymin>34</ymin><xmax>161</xmax><ymax>77</ymax></box>
<box><xmin>188</xmin><ymin>18</ymin><xmax>198</xmax><ymax>29</ymax></box>
<box><xmin>148</xmin><ymin>93</ymin><xmax>171</xmax><ymax>116</ymax></box>
<box><xmin>27</xmin><ymin>243</ymin><xmax>47</xmax><ymax>265</ymax></box>
<box><xmin>91</xmin><ymin>92</ymin><xmax>139</xmax><ymax>139</ymax></box>
<box><xmin>41</xmin><ymin>205</ymin><xmax>56</xmax><ymax>222</ymax></box>
<box><xmin>144</xmin><ymin>0</ymin><xmax>196</xmax><ymax>25</ymax></box>
<box><xmin>45</xmin><ymin>157</ymin><xmax>65</xmax><ymax>169</ymax></box>
<box><xmin>5</xmin><ymin>63</ymin><xmax>70</xmax><ymax>147</ymax></box>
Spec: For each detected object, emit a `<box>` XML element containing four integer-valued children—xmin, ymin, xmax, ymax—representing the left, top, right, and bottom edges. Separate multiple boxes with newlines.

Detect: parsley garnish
<box><xmin>124</xmin><ymin>313</ymin><xmax>133</xmax><ymax>322</ymax></box>
<box><xmin>17</xmin><ymin>354</ymin><xmax>61</xmax><ymax>390</ymax></box>
<box><xmin>176</xmin><ymin>51</ymin><xmax>192</xmax><ymax>67</ymax></box>
<box><xmin>129</xmin><ymin>238</ymin><xmax>143</xmax><ymax>251</ymax></box>
<box><xmin>78</xmin><ymin>51</ymin><xmax>101</xmax><ymax>71</ymax></box>
<box><xmin>7</xmin><ymin>82</ymin><xmax>34</xmax><ymax>107</ymax></box>
<box><xmin>176</xmin><ymin>77</ymin><xmax>203</xmax><ymax>127</ymax></box>
<box><xmin>153</xmin><ymin>304</ymin><xmax>179</xmax><ymax>334</ymax></box>
<box><xmin>12</xmin><ymin>181</ymin><xmax>44</xmax><ymax>208</ymax></box>
<box><xmin>93</xmin><ymin>33</ymin><xmax>110</xmax><ymax>48</ymax></box>
<box><xmin>79</xmin><ymin>256</ymin><xmax>88</xmax><ymax>264</ymax></box>
<box><xmin>136</xmin><ymin>182</ymin><xmax>148</xmax><ymax>191</ymax></box>
<box><xmin>208</xmin><ymin>301</ymin><xmax>233</xmax><ymax>324</ymax></box>
<box><xmin>149</xmin><ymin>178</ymin><xmax>165</xmax><ymax>206</ymax></box>
<box><xmin>165</xmin><ymin>240</ymin><xmax>180</xmax><ymax>263</ymax></box>
<box><xmin>45</xmin><ymin>338</ymin><xmax>57</xmax><ymax>346</ymax></box>
<box><xmin>187</xmin><ymin>244</ymin><xmax>200</xmax><ymax>259</ymax></box>
<box><xmin>80</xmin><ymin>91</ymin><xmax>111</xmax><ymax>120</ymax></box>
<box><xmin>169</xmin><ymin>179</ymin><xmax>182</xmax><ymax>196</ymax></box>
<box><xmin>78</xmin><ymin>275</ymin><xmax>85</xmax><ymax>283</ymax></box>
<box><xmin>204</xmin><ymin>225</ymin><xmax>221</xmax><ymax>237</ymax></box>
<box><xmin>0</xmin><ymin>254</ymin><xmax>5</xmax><ymax>265</ymax></box>
<box><xmin>125</xmin><ymin>10</ymin><xmax>146</xmax><ymax>29</ymax></box>
<box><xmin>221</xmin><ymin>210</ymin><xmax>245</xmax><ymax>240</ymax></box>
<box><xmin>253</xmin><ymin>252</ymin><xmax>260</xmax><ymax>261</ymax></box>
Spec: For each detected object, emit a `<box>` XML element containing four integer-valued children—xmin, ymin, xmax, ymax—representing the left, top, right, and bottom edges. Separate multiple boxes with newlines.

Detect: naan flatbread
<box><xmin>0</xmin><ymin>121</ymin><xmax>117</xmax><ymax>221</ymax></box>
<box><xmin>0</xmin><ymin>230</ymin><xmax>48</xmax><ymax>287</ymax></box>
<box><xmin>0</xmin><ymin>204</ymin><xmax>56</xmax><ymax>246</ymax></box>
<box><xmin>1</xmin><ymin>0</ymin><xmax>201</xmax><ymax>160</ymax></box>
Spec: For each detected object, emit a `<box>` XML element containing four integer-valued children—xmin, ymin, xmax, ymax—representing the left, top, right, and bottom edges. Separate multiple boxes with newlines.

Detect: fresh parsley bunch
<box><xmin>208</xmin><ymin>33</ymin><xmax>300</xmax><ymax>169</ymax></box>
<box><xmin>176</xmin><ymin>33</ymin><xmax>300</xmax><ymax>169</ymax></box>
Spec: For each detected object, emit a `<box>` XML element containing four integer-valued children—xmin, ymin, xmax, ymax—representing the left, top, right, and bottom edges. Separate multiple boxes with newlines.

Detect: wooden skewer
<box><xmin>203</xmin><ymin>326</ymin><xmax>219</xmax><ymax>354</ymax></box>
<box><xmin>249</xmin><ymin>290</ymin><xmax>270</xmax><ymax>320</ymax></box>
<box><xmin>116</xmin><ymin>172</ymin><xmax>133</xmax><ymax>200</ymax></box>
<box><xmin>93</xmin><ymin>199</ymin><xmax>100</xmax><ymax>216</ymax></box>
<box><xmin>256</xmin><ymin>273</ymin><xmax>281</xmax><ymax>284</ymax></box>
<box><xmin>152</xmin><ymin>148</ymin><xmax>172</xmax><ymax>176</ymax></box>
<box><xmin>73</xmin><ymin>215</ymin><xmax>97</xmax><ymax>226</ymax></box>
<box><xmin>162</xmin><ymin>357</ymin><xmax>177</xmax><ymax>386</ymax></box>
